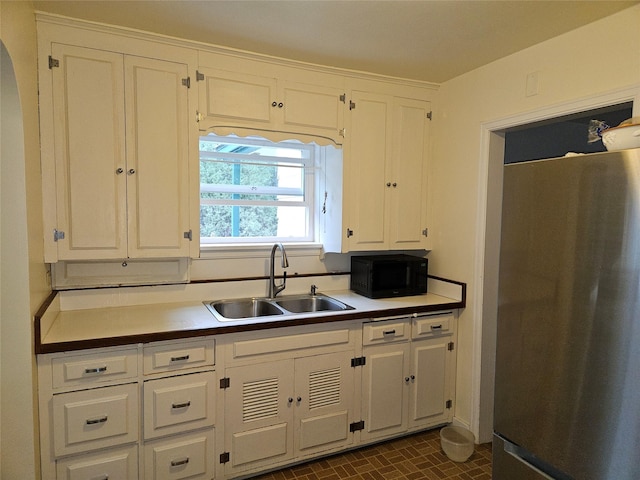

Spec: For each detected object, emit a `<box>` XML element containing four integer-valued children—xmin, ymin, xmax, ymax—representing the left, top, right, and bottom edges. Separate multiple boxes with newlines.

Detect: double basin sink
<box><xmin>205</xmin><ymin>293</ymin><xmax>354</xmax><ymax>321</ymax></box>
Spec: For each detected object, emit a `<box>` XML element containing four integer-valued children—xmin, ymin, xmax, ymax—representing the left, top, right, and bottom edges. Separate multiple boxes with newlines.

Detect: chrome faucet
<box><xmin>269</xmin><ymin>243</ymin><xmax>289</xmax><ymax>298</ymax></box>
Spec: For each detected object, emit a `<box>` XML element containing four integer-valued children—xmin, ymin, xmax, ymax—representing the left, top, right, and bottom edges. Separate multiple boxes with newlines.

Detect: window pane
<box><xmin>199</xmin><ymin>134</ymin><xmax>314</xmax><ymax>243</ymax></box>
<box><xmin>200</xmin><ymin>205</ymin><xmax>308</xmax><ymax>241</ymax></box>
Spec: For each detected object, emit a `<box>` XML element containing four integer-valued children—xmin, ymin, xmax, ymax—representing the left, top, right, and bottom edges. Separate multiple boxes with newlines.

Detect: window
<box><xmin>200</xmin><ymin>134</ymin><xmax>315</xmax><ymax>244</ymax></box>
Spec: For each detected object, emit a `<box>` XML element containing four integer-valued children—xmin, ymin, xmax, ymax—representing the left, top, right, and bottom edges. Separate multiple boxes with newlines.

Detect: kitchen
<box><xmin>2</xmin><ymin>1</ymin><xmax>640</xmax><ymax>478</ymax></box>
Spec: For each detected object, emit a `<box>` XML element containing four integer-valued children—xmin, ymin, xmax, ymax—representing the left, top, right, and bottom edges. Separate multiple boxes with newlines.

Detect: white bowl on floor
<box><xmin>440</xmin><ymin>425</ymin><xmax>475</xmax><ymax>462</ymax></box>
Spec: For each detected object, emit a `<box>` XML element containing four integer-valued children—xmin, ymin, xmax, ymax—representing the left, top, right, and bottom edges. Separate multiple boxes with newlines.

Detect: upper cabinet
<box><xmin>343</xmin><ymin>84</ymin><xmax>432</xmax><ymax>251</ymax></box>
<box><xmin>37</xmin><ymin>16</ymin><xmax>438</xmax><ymax>270</ymax></box>
<box><xmin>196</xmin><ymin>54</ymin><xmax>346</xmax><ymax>145</ymax></box>
<box><xmin>41</xmin><ymin>40</ymin><xmax>195</xmax><ymax>263</ymax></box>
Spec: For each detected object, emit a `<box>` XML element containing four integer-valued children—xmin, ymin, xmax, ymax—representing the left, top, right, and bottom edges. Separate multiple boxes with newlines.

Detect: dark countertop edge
<box><xmin>34</xmin><ymin>299</ymin><xmax>465</xmax><ymax>355</ymax></box>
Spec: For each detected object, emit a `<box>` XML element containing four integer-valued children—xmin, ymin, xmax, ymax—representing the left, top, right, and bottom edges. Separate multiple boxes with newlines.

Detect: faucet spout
<box><xmin>269</xmin><ymin>243</ymin><xmax>289</xmax><ymax>298</ymax></box>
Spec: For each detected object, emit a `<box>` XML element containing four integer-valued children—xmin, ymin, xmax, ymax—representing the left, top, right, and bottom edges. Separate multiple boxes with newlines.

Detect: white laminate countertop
<box><xmin>37</xmin><ymin>288</ymin><xmax>464</xmax><ymax>354</ymax></box>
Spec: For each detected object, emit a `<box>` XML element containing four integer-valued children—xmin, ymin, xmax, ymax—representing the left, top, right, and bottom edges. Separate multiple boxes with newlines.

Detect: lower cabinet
<box><xmin>361</xmin><ymin>312</ymin><xmax>456</xmax><ymax>443</ymax></box>
<box><xmin>221</xmin><ymin>328</ymin><xmax>356</xmax><ymax>478</ymax></box>
<box><xmin>38</xmin><ymin>313</ymin><xmax>456</xmax><ymax>479</ymax></box>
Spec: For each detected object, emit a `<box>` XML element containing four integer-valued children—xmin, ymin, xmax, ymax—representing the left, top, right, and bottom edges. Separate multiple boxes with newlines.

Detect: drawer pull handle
<box><xmin>86</xmin><ymin>415</ymin><xmax>108</xmax><ymax>425</ymax></box>
<box><xmin>170</xmin><ymin>355</ymin><xmax>190</xmax><ymax>362</ymax></box>
<box><xmin>430</xmin><ymin>324</ymin><xmax>443</xmax><ymax>330</ymax></box>
<box><xmin>84</xmin><ymin>366</ymin><xmax>107</xmax><ymax>374</ymax></box>
<box><xmin>171</xmin><ymin>401</ymin><xmax>191</xmax><ymax>409</ymax></box>
<box><xmin>383</xmin><ymin>329</ymin><xmax>396</xmax><ymax>335</ymax></box>
<box><xmin>170</xmin><ymin>457</ymin><xmax>190</xmax><ymax>467</ymax></box>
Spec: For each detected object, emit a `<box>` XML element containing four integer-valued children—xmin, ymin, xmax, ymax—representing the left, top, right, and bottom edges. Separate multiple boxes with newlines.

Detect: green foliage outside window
<box><xmin>200</xmin><ymin>150</ymin><xmax>279</xmax><ymax>238</ymax></box>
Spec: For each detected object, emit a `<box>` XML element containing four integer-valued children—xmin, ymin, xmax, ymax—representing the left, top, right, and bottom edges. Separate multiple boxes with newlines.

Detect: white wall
<box><xmin>431</xmin><ymin>5</ymin><xmax>640</xmax><ymax>442</ymax></box>
<box><xmin>1</xmin><ymin>1</ymin><xmax>48</xmax><ymax>477</ymax></box>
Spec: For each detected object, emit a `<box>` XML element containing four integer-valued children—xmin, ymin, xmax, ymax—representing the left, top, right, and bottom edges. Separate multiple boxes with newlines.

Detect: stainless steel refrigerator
<box><xmin>493</xmin><ymin>148</ymin><xmax>640</xmax><ymax>479</ymax></box>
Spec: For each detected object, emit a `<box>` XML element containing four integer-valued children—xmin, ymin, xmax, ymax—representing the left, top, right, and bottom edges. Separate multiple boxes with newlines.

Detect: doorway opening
<box><xmin>504</xmin><ymin>102</ymin><xmax>633</xmax><ymax>164</ymax></box>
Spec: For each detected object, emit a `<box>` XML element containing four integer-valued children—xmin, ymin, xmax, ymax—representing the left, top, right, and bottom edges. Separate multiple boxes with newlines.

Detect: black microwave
<box><xmin>350</xmin><ymin>254</ymin><xmax>428</xmax><ymax>298</ymax></box>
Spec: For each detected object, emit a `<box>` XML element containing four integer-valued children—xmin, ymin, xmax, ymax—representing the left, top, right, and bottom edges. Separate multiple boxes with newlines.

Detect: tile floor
<box><xmin>251</xmin><ymin>428</ymin><xmax>492</xmax><ymax>480</ymax></box>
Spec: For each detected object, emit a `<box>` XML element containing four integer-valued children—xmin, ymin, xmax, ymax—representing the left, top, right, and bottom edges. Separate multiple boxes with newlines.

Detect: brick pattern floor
<box><xmin>251</xmin><ymin>428</ymin><xmax>492</xmax><ymax>480</ymax></box>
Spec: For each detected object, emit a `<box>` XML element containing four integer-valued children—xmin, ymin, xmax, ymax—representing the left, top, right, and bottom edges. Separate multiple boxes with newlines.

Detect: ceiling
<box><xmin>32</xmin><ymin>0</ymin><xmax>638</xmax><ymax>83</ymax></box>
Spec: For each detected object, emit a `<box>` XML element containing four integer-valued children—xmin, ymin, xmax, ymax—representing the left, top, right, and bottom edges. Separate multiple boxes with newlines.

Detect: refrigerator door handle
<box><xmin>502</xmin><ymin>437</ymin><xmax>574</xmax><ymax>480</ymax></box>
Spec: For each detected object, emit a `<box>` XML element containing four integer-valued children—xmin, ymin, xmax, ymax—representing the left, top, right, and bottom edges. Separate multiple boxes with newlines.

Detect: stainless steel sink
<box><xmin>204</xmin><ymin>293</ymin><xmax>353</xmax><ymax>321</ymax></box>
<box><xmin>275</xmin><ymin>294</ymin><xmax>354</xmax><ymax>313</ymax></box>
<box><xmin>206</xmin><ymin>298</ymin><xmax>284</xmax><ymax>319</ymax></box>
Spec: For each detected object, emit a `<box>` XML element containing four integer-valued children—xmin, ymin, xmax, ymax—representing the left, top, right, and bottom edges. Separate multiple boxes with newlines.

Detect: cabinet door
<box><xmin>410</xmin><ymin>336</ymin><xmax>453</xmax><ymax>428</ymax></box>
<box><xmin>224</xmin><ymin>359</ymin><xmax>294</xmax><ymax>476</ymax></box>
<box><xmin>361</xmin><ymin>342</ymin><xmax>410</xmax><ymax>442</ymax></box>
<box><xmin>389</xmin><ymin>97</ymin><xmax>430</xmax><ymax>249</ymax></box>
<box><xmin>345</xmin><ymin>90</ymin><xmax>392</xmax><ymax>250</ymax></box>
<box><xmin>124</xmin><ymin>56</ymin><xmax>191</xmax><ymax>257</ymax></box>
<box><xmin>197</xmin><ymin>67</ymin><xmax>276</xmax><ymax>126</ymax></box>
<box><xmin>51</xmin><ymin>44</ymin><xmax>127</xmax><ymax>260</ymax></box>
<box><xmin>294</xmin><ymin>351</ymin><xmax>354</xmax><ymax>455</ymax></box>
<box><xmin>280</xmin><ymin>81</ymin><xmax>345</xmax><ymax>143</ymax></box>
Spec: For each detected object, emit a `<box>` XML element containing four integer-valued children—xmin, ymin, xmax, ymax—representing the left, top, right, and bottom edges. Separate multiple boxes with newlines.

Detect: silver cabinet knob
<box><xmin>128</xmin><ymin>168</ymin><xmax>135</xmax><ymax>175</ymax></box>
<box><xmin>116</xmin><ymin>168</ymin><xmax>124</xmax><ymax>174</ymax></box>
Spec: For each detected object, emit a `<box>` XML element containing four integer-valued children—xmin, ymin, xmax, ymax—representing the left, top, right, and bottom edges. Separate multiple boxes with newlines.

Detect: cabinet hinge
<box><xmin>351</xmin><ymin>356</ymin><xmax>366</xmax><ymax>367</ymax></box>
<box><xmin>196</xmin><ymin>70</ymin><xmax>205</xmax><ymax>81</ymax></box>
<box><xmin>350</xmin><ymin>420</ymin><xmax>365</xmax><ymax>432</ymax></box>
<box><xmin>446</xmin><ymin>399</ymin><xmax>453</xmax><ymax>409</ymax></box>
<box><xmin>339</xmin><ymin>93</ymin><xmax>346</xmax><ymax>103</ymax></box>
<box><xmin>422</xmin><ymin>228</ymin><xmax>429</xmax><ymax>237</ymax></box>
<box><xmin>219</xmin><ymin>452</ymin><xmax>230</xmax><ymax>464</ymax></box>
<box><xmin>184</xmin><ymin>230</ymin><xmax>193</xmax><ymax>241</ymax></box>
<box><xmin>339</xmin><ymin>128</ymin><xmax>346</xmax><ymax>137</ymax></box>
<box><xmin>448</xmin><ymin>342</ymin><xmax>455</xmax><ymax>351</ymax></box>
<box><xmin>346</xmin><ymin>228</ymin><xmax>353</xmax><ymax>238</ymax></box>
<box><xmin>181</xmin><ymin>77</ymin><xmax>191</xmax><ymax>88</ymax></box>
<box><xmin>53</xmin><ymin>229</ymin><xmax>65</xmax><ymax>242</ymax></box>
<box><xmin>426</xmin><ymin>111</ymin><xmax>433</xmax><ymax>120</ymax></box>
<box><xmin>48</xmin><ymin>56</ymin><xmax>59</xmax><ymax>69</ymax></box>
<box><xmin>220</xmin><ymin>377</ymin><xmax>230</xmax><ymax>389</ymax></box>
<box><xmin>349</xmin><ymin>100</ymin><xmax>356</xmax><ymax>111</ymax></box>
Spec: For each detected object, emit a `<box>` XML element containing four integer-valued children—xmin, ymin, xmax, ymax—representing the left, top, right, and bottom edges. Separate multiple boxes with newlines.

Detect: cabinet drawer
<box><xmin>143</xmin><ymin>372</ymin><xmax>215</xmax><ymax>440</ymax></box>
<box><xmin>144</xmin><ymin>429</ymin><xmax>215</xmax><ymax>480</ymax></box>
<box><xmin>51</xmin><ymin>348</ymin><xmax>138</xmax><ymax>389</ymax></box>
<box><xmin>52</xmin><ymin>383</ymin><xmax>139</xmax><ymax>457</ymax></box>
<box><xmin>363</xmin><ymin>319</ymin><xmax>410</xmax><ymax>345</ymax></box>
<box><xmin>56</xmin><ymin>444</ymin><xmax>138</xmax><ymax>480</ymax></box>
<box><xmin>412</xmin><ymin>312</ymin><xmax>454</xmax><ymax>339</ymax></box>
<box><xmin>143</xmin><ymin>340</ymin><xmax>214</xmax><ymax>375</ymax></box>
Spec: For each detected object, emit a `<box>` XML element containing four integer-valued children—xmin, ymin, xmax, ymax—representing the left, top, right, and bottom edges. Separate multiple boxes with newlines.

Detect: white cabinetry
<box><xmin>44</xmin><ymin>43</ymin><xmax>191</xmax><ymax>262</ymax></box>
<box><xmin>220</xmin><ymin>325</ymin><xmax>356</xmax><ymax>478</ymax></box>
<box><xmin>38</xmin><ymin>338</ymin><xmax>216</xmax><ymax>480</ymax></box>
<box><xmin>344</xmin><ymin>88</ymin><xmax>431</xmax><ymax>251</ymax></box>
<box><xmin>196</xmin><ymin>61</ymin><xmax>345</xmax><ymax>144</ymax></box>
<box><xmin>142</xmin><ymin>340</ymin><xmax>216</xmax><ymax>480</ymax></box>
<box><xmin>361</xmin><ymin>312</ymin><xmax>456</xmax><ymax>442</ymax></box>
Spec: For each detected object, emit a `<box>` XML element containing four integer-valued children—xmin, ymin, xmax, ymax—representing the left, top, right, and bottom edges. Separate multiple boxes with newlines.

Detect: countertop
<box><xmin>36</xmin><ymin>280</ymin><xmax>465</xmax><ymax>354</ymax></box>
